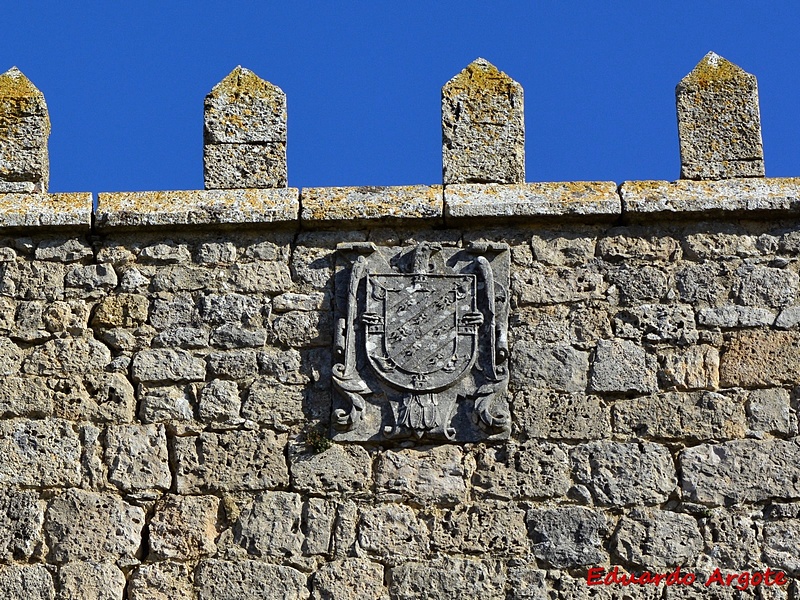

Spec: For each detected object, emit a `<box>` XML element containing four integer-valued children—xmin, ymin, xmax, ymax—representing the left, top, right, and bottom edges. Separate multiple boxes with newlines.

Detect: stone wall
<box><xmin>0</xmin><ymin>55</ymin><xmax>798</xmax><ymax>599</ymax></box>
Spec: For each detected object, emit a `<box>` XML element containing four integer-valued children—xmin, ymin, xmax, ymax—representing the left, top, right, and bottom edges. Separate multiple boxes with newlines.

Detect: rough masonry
<box><xmin>0</xmin><ymin>55</ymin><xmax>798</xmax><ymax>599</ymax></box>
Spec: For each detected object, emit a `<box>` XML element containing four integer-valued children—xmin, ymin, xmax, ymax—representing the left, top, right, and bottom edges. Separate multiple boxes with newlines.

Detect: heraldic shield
<box><xmin>331</xmin><ymin>241</ymin><xmax>511</xmax><ymax>443</ymax></box>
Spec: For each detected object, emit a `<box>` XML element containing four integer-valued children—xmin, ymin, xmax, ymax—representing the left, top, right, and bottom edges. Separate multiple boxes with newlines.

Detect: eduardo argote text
<box><xmin>587</xmin><ymin>566</ymin><xmax>788</xmax><ymax>591</ymax></box>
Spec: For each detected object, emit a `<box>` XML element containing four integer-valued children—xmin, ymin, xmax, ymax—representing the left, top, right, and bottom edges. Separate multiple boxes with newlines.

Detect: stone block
<box><xmin>303</xmin><ymin>497</ymin><xmax>335</xmax><ymax>556</ymax></box>
<box><xmin>608</xmin><ymin>264</ymin><xmax>669</xmax><ymax>305</ymax></box>
<box><xmin>676</xmin><ymin>52</ymin><xmax>764</xmax><ymax>180</ymax></box>
<box><xmin>92</xmin><ymin>294</ymin><xmax>149</xmax><ymax>328</ymax></box>
<box><xmin>301</xmin><ymin>185</ymin><xmax>442</xmax><ymax>223</ymax></box>
<box><xmin>0</xmin><ymin>376</ymin><xmax>53</xmax><ymax>417</ymax></box>
<box><xmin>680</xmin><ymin>439</ymin><xmax>800</xmax><ymax>505</ymax></box>
<box><xmin>701</xmin><ymin>508</ymin><xmax>760</xmax><ymax>567</ymax></box>
<box><xmin>175</xmin><ymin>429</ymin><xmax>288</xmax><ymax>493</ymax></box>
<box><xmin>0</xmin><ymin>193</ymin><xmax>92</xmax><ymax>230</ymax></box>
<box><xmin>614</xmin><ymin>304</ymin><xmax>699</xmax><ymax>345</ymax></box>
<box><xmin>429</xmin><ymin>501</ymin><xmax>529</xmax><ymax>556</ymax></box>
<box><xmin>613</xmin><ymin>391</ymin><xmax>746</xmax><ymax>441</ymax></box>
<box><xmin>273</xmin><ymin>291</ymin><xmax>327</xmax><ymax>312</ymax></box>
<box><xmin>24</xmin><ymin>336</ymin><xmax>111</xmax><ymax>375</ymax></box>
<box><xmin>597</xmin><ymin>231</ymin><xmax>682</xmax><ymax>262</ymax></box>
<box><xmin>196</xmin><ymin>559</ymin><xmax>308</xmax><ymax>600</ymax></box>
<box><xmin>720</xmin><ymin>330</ymin><xmax>800</xmax><ymax>387</ymax></box>
<box><xmin>35</xmin><ymin>239</ymin><xmax>92</xmax><ymax>262</ymax></box>
<box><xmin>289</xmin><ymin>442</ymin><xmax>371</xmax><ymax>496</ymax></box>
<box><xmin>506</xmin><ymin>567</ymin><xmax>548</xmax><ymax>600</ymax></box>
<box><xmin>697</xmin><ymin>304</ymin><xmax>775</xmax><ymax>328</ymax></box>
<box><xmin>0</xmin><ymin>336</ymin><xmax>21</xmax><ymax>375</ymax></box>
<box><xmin>0</xmin><ymin>418</ymin><xmax>81</xmax><ymax>486</ymax></box>
<box><xmin>512</xmin><ymin>264</ymin><xmax>606</xmax><ymax>305</ymax></box>
<box><xmin>241</xmin><ymin>378</ymin><xmax>304</xmax><ymax>430</ymax></box>
<box><xmin>442</xmin><ymin>58</ymin><xmax>524</xmax><ymax>185</ymax></box>
<box><xmin>57</xmin><ymin>561</ymin><xmax>126</xmax><ymax>600</ymax></box>
<box><xmin>358</xmin><ymin>503</ymin><xmax>429</xmax><ymax>560</ymax></box>
<box><xmin>590</xmin><ymin>339</ymin><xmax>657</xmax><ymax>394</ymax></box>
<box><xmin>511</xmin><ymin>343</ymin><xmax>589</xmax><ymax>392</ymax></box>
<box><xmin>105</xmin><ymin>424</ymin><xmax>171</xmax><ymax>491</ymax></box>
<box><xmin>234</xmin><ymin>491</ymin><xmax>303</xmax><ymax>557</ymax></box>
<box><xmin>45</xmin><ymin>489</ymin><xmax>144</xmax><ymax>563</ymax></box>
<box><xmin>389</xmin><ymin>557</ymin><xmax>506</xmax><ymax>600</ymax></box>
<box><xmin>658</xmin><ymin>345</ymin><xmax>719</xmax><ymax>391</ymax></box>
<box><xmin>374</xmin><ymin>446</ymin><xmax>469</xmax><ymax>505</ymax></box>
<box><xmin>527</xmin><ymin>506</ymin><xmax>607</xmax><ymax>568</ymax></box>
<box><xmin>149</xmin><ymin>494</ymin><xmax>219</xmax><ymax>560</ymax></box>
<box><xmin>128</xmin><ymin>562</ymin><xmax>195</xmax><ymax>600</ymax></box>
<box><xmin>206</xmin><ymin>349</ymin><xmax>258</xmax><ymax>379</ymax></box>
<box><xmin>311</xmin><ymin>558</ymin><xmax>387</xmax><ymax>600</ymax></box>
<box><xmin>64</xmin><ymin>264</ymin><xmax>117</xmax><ymax>291</ymax></box>
<box><xmin>571</xmin><ymin>441</ymin><xmax>676</xmax><ymax>506</ymax></box>
<box><xmin>210</xmin><ymin>323</ymin><xmax>267</xmax><ymax>348</ymax></box>
<box><xmin>735</xmin><ymin>265</ymin><xmax>798</xmax><ymax>308</ymax></box>
<box><xmin>514</xmin><ymin>390</ymin><xmax>609</xmax><ymax>439</ymax></box>
<box><xmin>131</xmin><ymin>348</ymin><xmax>206</xmax><ymax>383</ymax></box>
<box><xmin>270</xmin><ymin>310</ymin><xmax>333</xmax><ymax>347</ymax></box>
<box><xmin>138</xmin><ymin>384</ymin><xmax>195</xmax><ymax>423</ymax></box>
<box><xmin>745</xmin><ymin>388</ymin><xmax>793</xmax><ymax>435</ymax></box>
<box><xmin>0</xmin><ymin>564</ymin><xmax>54</xmax><ymax>600</ymax></box>
<box><xmin>140</xmin><ymin>242</ymin><xmax>191</xmax><ymax>264</ymax></box>
<box><xmin>0</xmin><ymin>488</ymin><xmax>44</xmax><ymax>561</ymax></box>
<box><xmin>230</xmin><ymin>261</ymin><xmax>292</xmax><ymax>294</ymax></box>
<box><xmin>198</xmin><ymin>379</ymin><xmax>241</xmax><ymax>423</ymax></box>
<box><xmin>611</xmin><ymin>509</ymin><xmax>702</xmax><ymax>568</ymax></box>
<box><xmin>763</xmin><ymin>520</ymin><xmax>800</xmax><ymax>575</ymax></box>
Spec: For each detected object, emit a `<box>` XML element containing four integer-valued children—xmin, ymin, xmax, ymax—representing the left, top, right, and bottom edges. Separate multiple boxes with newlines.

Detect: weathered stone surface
<box><xmin>374</xmin><ymin>446</ymin><xmax>469</xmax><ymax>505</ymax></box>
<box><xmin>735</xmin><ymin>265</ymin><xmax>798</xmax><ymax>308</ymax></box>
<box><xmin>105</xmin><ymin>424</ymin><xmax>171</xmax><ymax>491</ymax></box>
<box><xmin>701</xmin><ymin>508</ymin><xmax>760</xmax><ymax>568</ymax></box>
<box><xmin>0</xmin><ymin>336</ymin><xmax>21</xmax><ymax>375</ymax></box>
<box><xmin>0</xmin><ymin>418</ymin><xmax>81</xmax><ymax>486</ymax></box>
<box><xmin>196</xmin><ymin>559</ymin><xmax>308</xmax><ymax>600</ymax></box>
<box><xmin>358</xmin><ymin>503</ymin><xmax>429</xmax><ymax>560</ymax></box>
<box><xmin>471</xmin><ymin>441</ymin><xmax>571</xmax><ymax>500</ymax></box>
<box><xmin>658</xmin><ymin>345</ymin><xmax>720</xmax><ymax>390</ymax></box>
<box><xmin>92</xmin><ymin>294</ymin><xmax>149</xmax><ymax>328</ymax></box>
<box><xmin>611</xmin><ymin>509</ymin><xmax>702</xmax><ymax>568</ymax></box>
<box><xmin>442</xmin><ymin>58</ymin><xmax>524</xmax><ymax>185</ymax></box>
<box><xmin>273</xmin><ymin>291</ymin><xmax>327</xmax><ymax>312</ymax></box>
<box><xmin>613</xmin><ymin>391</ymin><xmax>745</xmax><ymax>441</ymax></box>
<box><xmin>128</xmin><ymin>562</ymin><xmax>195</xmax><ymax>600</ymax></box>
<box><xmin>745</xmin><ymin>388</ymin><xmax>793</xmax><ymax>435</ymax></box>
<box><xmin>301</xmin><ymin>185</ymin><xmax>442</xmax><ymax>223</ymax></box>
<box><xmin>680</xmin><ymin>439</ymin><xmax>800</xmax><ymax>505</ymax></box>
<box><xmin>234</xmin><ymin>491</ymin><xmax>302</xmax><ymax>557</ymax></box>
<box><xmin>149</xmin><ymin>494</ymin><xmax>219</xmax><ymax>560</ymax></box>
<box><xmin>589</xmin><ymin>339</ymin><xmax>657</xmax><ymax>394</ymax></box>
<box><xmin>241</xmin><ymin>378</ymin><xmax>303</xmax><ymax>430</ymax></box>
<box><xmin>511</xmin><ymin>343</ymin><xmax>589</xmax><ymax>392</ymax></box>
<box><xmin>175</xmin><ymin>429</ymin><xmax>288</xmax><ymax>493</ymax></box>
<box><xmin>608</xmin><ymin>264</ymin><xmax>669</xmax><ymax>305</ymax></box>
<box><xmin>614</xmin><ymin>304</ymin><xmax>699</xmax><ymax>345</ymax></box>
<box><xmin>515</xmin><ymin>391</ymin><xmax>609</xmax><ymax>439</ymax></box>
<box><xmin>389</xmin><ymin>557</ymin><xmax>505</xmax><ymax>600</ymax></box>
<box><xmin>204</xmin><ymin>66</ymin><xmax>287</xmax><ymax>189</ymax></box>
<box><xmin>0</xmin><ymin>564</ymin><xmax>54</xmax><ymax>600</ymax></box>
<box><xmin>35</xmin><ymin>238</ymin><xmax>92</xmax><ymax>262</ymax></box>
<box><xmin>0</xmin><ymin>193</ymin><xmax>92</xmax><ymax>230</ymax></box>
<box><xmin>302</xmin><ymin>497</ymin><xmax>335</xmax><ymax>556</ymax></box>
<box><xmin>206</xmin><ymin>349</ymin><xmax>258</xmax><ymax>379</ymax></box>
<box><xmin>0</xmin><ymin>488</ymin><xmax>44</xmax><ymax>561</ymax></box>
<box><xmin>311</xmin><ymin>558</ymin><xmax>387</xmax><ymax>600</ymax></box>
<box><xmin>506</xmin><ymin>567</ymin><xmax>547</xmax><ymax>600</ymax></box>
<box><xmin>230</xmin><ymin>261</ymin><xmax>292</xmax><ymax>294</ymax></box>
<box><xmin>429</xmin><ymin>501</ymin><xmax>529</xmax><ymax>556</ymax></box>
<box><xmin>198</xmin><ymin>379</ymin><xmax>241</xmax><ymax>423</ymax></box>
<box><xmin>697</xmin><ymin>304</ymin><xmax>775</xmax><ymax>328</ymax></box>
<box><xmin>289</xmin><ymin>442</ymin><xmax>371</xmax><ymax>496</ymax></box>
<box><xmin>571</xmin><ymin>441</ymin><xmax>676</xmax><ymax>505</ymax></box>
<box><xmin>24</xmin><ymin>336</ymin><xmax>111</xmax><ymax>375</ymax></box>
<box><xmin>196</xmin><ymin>241</ymin><xmax>237</xmax><ymax>265</ymax></box>
<box><xmin>131</xmin><ymin>348</ymin><xmax>206</xmax><ymax>383</ymax></box>
<box><xmin>96</xmin><ymin>189</ymin><xmax>299</xmax><ymax>228</ymax></box>
<box><xmin>0</xmin><ymin>67</ymin><xmax>49</xmax><ymax>192</ymax></box>
<box><xmin>512</xmin><ymin>264</ymin><xmax>606</xmax><ymax>305</ymax></box>
<box><xmin>527</xmin><ymin>506</ymin><xmax>607</xmax><ymax>568</ymax></box>
<box><xmin>138</xmin><ymin>384</ymin><xmax>195</xmax><ymax>422</ymax></box>
<box><xmin>445</xmin><ymin>181</ymin><xmax>619</xmax><ymax>220</ymax></box>
<box><xmin>676</xmin><ymin>52</ymin><xmax>764</xmax><ymax>180</ymax></box>
<box><xmin>763</xmin><ymin>520</ymin><xmax>800</xmax><ymax>575</ymax></box>
<box><xmin>45</xmin><ymin>489</ymin><xmax>144</xmax><ymax>563</ymax></box>
<box><xmin>720</xmin><ymin>330</ymin><xmax>800</xmax><ymax>387</ymax></box>
<box><xmin>64</xmin><ymin>263</ymin><xmax>117</xmax><ymax>291</ymax></box>
<box><xmin>57</xmin><ymin>561</ymin><xmax>126</xmax><ymax>600</ymax></box>
<box><xmin>270</xmin><ymin>310</ymin><xmax>333</xmax><ymax>347</ymax></box>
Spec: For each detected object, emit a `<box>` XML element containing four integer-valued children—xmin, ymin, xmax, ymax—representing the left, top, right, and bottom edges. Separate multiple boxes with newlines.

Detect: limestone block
<box><xmin>10</xmin><ymin>261</ymin><xmax>65</xmax><ymax>300</ymax></box>
<box><xmin>271</xmin><ymin>310</ymin><xmax>333</xmax><ymax>347</ymax></box>
<box><xmin>510</xmin><ymin>343</ymin><xmax>589</xmax><ymax>392</ymax></box>
<box><xmin>56</xmin><ymin>372</ymin><xmax>135</xmax><ymax>423</ymax></box>
<box><xmin>302</xmin><ymin>497</ymin><xmax>335</xmax><ymax>556</ymax></box>
<box><xmin>210</xmin><ymin>323</ymin><xmax>267</xmax><ymax>348</ymax></box>
<box><xmin>0</xmin><ymin>67</ymin><xmax>49</xmax><ymax>192</ymax></box>
<box><xmin>23</xmin><ymin>336</ymin><xmax>111</xmax><ymax>375</ymax></box>
<box><xmin>138</xmin><ymin>384</ymin><xmax>195</xmax><ymax>422</ymax></box>
<box><xmin>196</xmin><ymin>241</ymin><xmax>237</xmax><ymax>265</ymax></box>
<box><xmin>57</xmin><ymin>561</ymin><xmax>126</xmax><ymax>600</ymax></box>
<box><xmin>514</xmin><ymin>391</ymin><xmax>610</xmax><ymax>440</ymax></box>
<box><xmin>735</xmin><ymin>264</ymin><xmax>798</xmax><ymax>308</ymax></box>
<box><xmin>614</xmin><ymin>304</ymin><xmax>699</xmax><ymax>345</ymax></box>
<box><xmin>301</xmin><ymin>185</ymin><xmax>442</xmax><ymax>223</ymax></box>
<box><xmin>42</xmin><ymin>300</ymin><xmax>90</xmax><ymax>334</ymax></box>
<box><xmin>0</xmin><ymin>336</ymin><xmax>21</xmax><ymax>375</ymax></box>
<box><xmin>311</xmin><ymin>558</ymin><xmax>388</xmax><ymax>600</ymax></box>
<box><xmin>151</xmin><ymin>265</ymin><xmax>216</xmax><ymax>292</ymax></box>
<box><xmin>374</xmin><ymin>446</ymin><xmax>469</xmax><ymax>505</ymax></box>
<box><xmin>571</xmin><ymin>441</ymin><xmax>676</xmax><ymax>505</ymax></box>
<box><xmin>174</xmin><ymin>429</ymin><xmax>288</xmax><ymax>493</ymax></box>
<box><xmin>91</xmin><ymin>294</ymin><xmax>149</xmax><ymax>328</ymax></box>
<box><xmin>152</xmin><ymin>325</ymin><xmax>210</xmax><ymax>349</ymax></box>
<box><xmin>471</xmin><ymin>441</ymin><xmax>571</xmax><ymax>500</ymax></box>
<box><xmin>35</xmin><ymin>238</ymin><xmax>92</xmax><ymax>262</ymax></box>
<box><xmin>128</xmin><ymin>562</ymin><xmax>195</xmax><ymax>600</ymax></box>
<box><xmin>206</xmin><ymin>349</ymin><xmax>258</xmax><ymax>379</ymax></box>
<box><xmin>389</xmin><ymin>558</ymin><xmax>506</xmax><ymax>600</ymax></box>
<box><xmin>289</xmin><ymin>442</ymin><xmax>371</xmax><ymax>496</ymax></box>
<box><xmin>131</xmin><ymin>348</ymin><xmax>206</xmax><ymax>383</ymax></box>
<box><xmin>613</xmin><ymin>391</ymin><xmax>745</xmax><ymax>441</ymax></box>
<box><xmin>776</xmin><ymin>305</ymin><xmax>800</xmax><ymax>328</ymax></box>
<box><xmin>241</xmin><ymin>378</ymin><xmax>304</xmax><ymax>430</ymax></box>
<box><xmin>442</xmin><ymin>58</ymin><xmax>524</xmax><ymax>185</ymax></box>
<box><xmin>745</xmin><ymin>388</ymin><xmax>793</xmax><ymax>435</ymax></box>
<box><xmin>701</xmin><ymin>508</ymin><xmax>760</xmax><ymax>567</ymax></box>
<box><xmin>195</xmin><ymin>559</ymin><xmax>308</xmax><ymax>600</ymax></box>
<box><xmin>64</xmin><ymin>264</ymin><xmax>117</xmax><ymax>291</ymax></box>
<box><xmin>204</xmin><ymin>66</ymin><xmax>287</xmax><ymax>189</ymax></box>
<box><xmin>680</xmin><ymin>439</ymin><xmax>800</xmax><ymax>505</ymax></box>
<box><xmin>0</xmin><ymin>193</ymin><xmax>92</xmax><ymax>230</ymax></box>
<box><xmin>0</xmin><ymin>564</ymin><xmax>54</xmax><ymax>600</ymax></box>
<box><xmin>149</xmin><ymin>494</ymin><xmax>220</xmax><ymax>560</ymax></box>
<box><xmin>506</xmin><ymin>567</ymin><xmax>547</xmax><ymax>600</ymax></box>
<box><xmin>527</xmin><ymin>506</ymin><xmax>607</xmax><ymax>568</ymax></box>
<box><xmin>198</xmin><ymin>379</ymin><xmax>241</xmax><ymax>423</ymax></box>
<box><xmin>445</xmin><ymin>181</ymin><xmax>620</xmax><ymax>220</ymax></box>
<box><xmin>676</xmin><ymin>52</ymin><xmax>764</xmax><ymax>180</ymax></box>
<box><xmin>658</xmin><ymin>346</ymin><xmax>720</xmax><ymax>391</ymax></box>
<box><xmin>763</xmin><ymin>520</ymin><xmax>800</xmax><ymax>575</ymax></box>
<box><xmin>200</xmin><ymin>292</ymin><xmax>263</xmax><ymax>325</ymax></box>
<box><xmin>45</xmin><ymin>489</ymin><xmax>144</xmax><ymax>563</ymax></box>
<box><xmin>512</xmin><ymin>263</ymin><xmax>606</xmax><ymax>305</ymax></box>
<box><xmin>230</xmin><ymin>261</ymin><xmax>292</xmax><ymax>294</ymax></box>
<box><xmin>234</xmin><ymin>491</ymin><xmax>303</xmax><ymax>557</ymax></box>
<box><xmin>358</xmin><ymin>503</ymin><xmax>429</xmax><ymax>560</ymax></box>
<box><xmin>429</xmin><ymin>501</ymin><xmax>529</xmax><ymax>556</ymax></box>
<box><xmin>140</xmin><ymin>241</ymin><xmax>191</xmax><ymax>264</ymax></box>
<box><xmin>105</xmin><ymin>424</ymin><xmax>171</xmax><ymax>491</ymax></box>
<box><xmin>273</xmin><ymin>292</ymin><xmax>327</xmax><ymax>312</ymax></box>
<box><xmin>611</xmin><ymin>509</ymin><xmax>702</xmax><ymax>568</ymax></box>
<box><xmin>0</xmin><ymin>488</ymin><xmax>44</xmax><ymax>561</ymax></box>
<box><xmin>0</xmin><ymin>418</ymin><xmax>81</xmax><ymax>486</ymax></box>
<box><xmin>597</xmin><ymin>231</ymin><xmax>682</xmax><ymax>262</ymax></box>
<box><xmin>608</xmin><ymin>264</ymin><xmax>669</xmax><ymax>305</ymax></box>
<box><xmin>149</xmin><ymin>292</ymin><xmax>198</xmax><ymax>329</ymax></box>
<box><xmin>720</xmin><ymin>330</ymin><xmax>800</xmax><ymax>387</ymax></box>
<box><xmin>589</xmin><ymin>339</ymin><xmax>657</xmax><ymax>394</ymax></box>
<box><xmin>697</xmin><ymin>304</ymin><xmax>775</xmax><ymax>328</ymax></box>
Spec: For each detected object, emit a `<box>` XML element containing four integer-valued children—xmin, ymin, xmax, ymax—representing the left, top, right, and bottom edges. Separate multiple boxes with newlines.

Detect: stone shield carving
<box><xmin>331</xmin><ymin>241</ymin><xmax>510</xmax><ymax>443</ymax></box>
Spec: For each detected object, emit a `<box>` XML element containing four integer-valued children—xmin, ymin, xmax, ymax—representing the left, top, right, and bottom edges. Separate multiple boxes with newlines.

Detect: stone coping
<box><xmin>0</xmin><ymin>193</ymin><xmax>92</xmax><ymax>230</ymax></box>
<box><xmin>95</xmin><ymin>188</ymin><xmax>299</xmax><ymax>229</ymax></box>
<box><xmin>299</xmin><ymin>185</ymin><xmax>443</xmax><ymax>225</ymax></box>
<box><xmin>444</xmin><ymin>182</ymin><xmax>620</xmax><ymax>221</ymax></box>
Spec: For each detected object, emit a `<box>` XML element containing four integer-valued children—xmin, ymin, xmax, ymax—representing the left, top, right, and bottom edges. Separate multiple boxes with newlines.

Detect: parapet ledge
<box><xmin>444</xmin><ymin>182</ymin><xmax>620</xmax><ymax>223</ymax></box>
<box><xmin>95</xmin><ymin>188</ymin><xmax>299</xmax><ymax>230</ymax></box>
<box><xmin>0</xmin><ymin>192</ymin><xmax>92</xmax><ymax>231</ymax></box>
<box><xmin>621</xmin><ymin>178</ymin><xmax>800</xmax><ymax>222</ymax></box>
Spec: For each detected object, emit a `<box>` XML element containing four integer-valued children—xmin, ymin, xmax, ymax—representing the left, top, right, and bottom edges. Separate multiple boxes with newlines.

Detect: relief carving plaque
<box><xmin>332</xmin><ymin>241</ymin><xmax>510</xmax><ymax>443</ymax></box>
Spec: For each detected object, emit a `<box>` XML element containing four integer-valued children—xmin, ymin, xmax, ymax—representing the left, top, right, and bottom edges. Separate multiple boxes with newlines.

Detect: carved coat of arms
<box><xmin>332</xmin><ymin>241</ymin><xmax>510</xmax><ymax>443</ymax></box>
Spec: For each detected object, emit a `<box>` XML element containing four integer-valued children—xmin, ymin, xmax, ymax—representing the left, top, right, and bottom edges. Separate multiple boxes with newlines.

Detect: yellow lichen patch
<box><xmin>0</xmin><ymin>67</ymin><xmax>45</xmax><ymax>100</ymax></box>
<box><xmin>444</xmin><ymin>58</ymin><xmax>519</xmax><ymax>94</ymax></box>
<box><xmin>208</xmin><ymin>66</ymin><xmax>284</xmax><ymax>103</ymax></box>
<box><xmin>680</xmin><ymin>52</ymin><xmax>751</xmax><ymax>89</ymax></box>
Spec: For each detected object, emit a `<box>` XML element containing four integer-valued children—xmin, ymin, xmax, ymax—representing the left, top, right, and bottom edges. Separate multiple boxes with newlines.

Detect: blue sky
<box><xmin>3</xmin><ymin>2</ymin><xmax>800</xmax><ymax>192</ymax></box>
